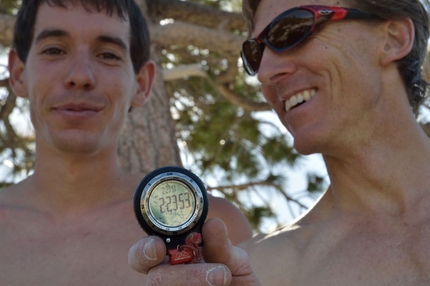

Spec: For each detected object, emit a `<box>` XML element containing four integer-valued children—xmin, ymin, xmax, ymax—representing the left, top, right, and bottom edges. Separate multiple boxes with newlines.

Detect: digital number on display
<box><xmin>149</xmin><ymin>181</ymin><xmax>195</xmax><ymax>226</ymax></box>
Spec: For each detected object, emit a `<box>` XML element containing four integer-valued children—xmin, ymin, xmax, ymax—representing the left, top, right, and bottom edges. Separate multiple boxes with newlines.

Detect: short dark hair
<box><xmin>13</xmin><ymin>0</ymin><xmax>150</xmax><ymax>74</ymax></box>
<box><xmin>242</xmin><ymin>0</ymin><xmax>430</xmax><ymax>113</ymax></box>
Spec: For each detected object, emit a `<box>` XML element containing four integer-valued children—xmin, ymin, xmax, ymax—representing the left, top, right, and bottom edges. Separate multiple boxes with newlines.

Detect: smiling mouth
<box><xmin>54</xmin><ymin>103</ymin><xmax>101</xmax><ymax>113</ymax></box>
<box><xmin>285</xmin><ymin>89</ymin><xmax>317</xmax><ymax>112</ymax></box>
<box><xmin>52</xmin><ymin>103</ymin><xmax>103</xmax><ymax>121</ymax></box>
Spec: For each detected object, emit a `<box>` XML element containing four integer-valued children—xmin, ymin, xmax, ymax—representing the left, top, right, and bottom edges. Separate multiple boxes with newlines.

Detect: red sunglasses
<box><xmin>241</xmin><ymin>5</ymin><xmax>381</xmax><ymax>76</ymax></box>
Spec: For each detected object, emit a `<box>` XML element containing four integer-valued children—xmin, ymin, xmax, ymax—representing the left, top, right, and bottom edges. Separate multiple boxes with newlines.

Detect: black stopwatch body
<box><xmin>133</xmin><ymin>166</ymin><xmax>209</xmax><ymax>251</ymax></box>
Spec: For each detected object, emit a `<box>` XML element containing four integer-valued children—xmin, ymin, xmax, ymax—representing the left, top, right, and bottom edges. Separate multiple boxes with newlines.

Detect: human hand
<box><xmin>128</xmin><ymin>218</ymin><xmax>260</xmax><ymax>286</ymax></box>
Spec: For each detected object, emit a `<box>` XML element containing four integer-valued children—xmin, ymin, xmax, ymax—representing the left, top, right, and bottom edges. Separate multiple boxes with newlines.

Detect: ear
<box><xmin>8</xmin><ymin>49</ymin><xmax>28</xmax><ymax>98</ymax></box>
<box><xmin>131</xmin><ymin>60</ymin><xmax>155</xmax><ymax>107</ymax></box>
<box><xmin>380</xmin><ymin>18</ymin><xmax>414</xmax><ymax>66</ymax></box>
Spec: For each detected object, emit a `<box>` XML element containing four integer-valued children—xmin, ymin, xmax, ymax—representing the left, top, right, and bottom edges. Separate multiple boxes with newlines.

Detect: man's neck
<box><xmin>5</xmin><ymin>149</ymin><xmax>141</xmax><ymax>215</ymax></box>
<box><xmin>319</xmin><ymin>110</ymin><xmax>430</xmax><ymax>220</ymax></box>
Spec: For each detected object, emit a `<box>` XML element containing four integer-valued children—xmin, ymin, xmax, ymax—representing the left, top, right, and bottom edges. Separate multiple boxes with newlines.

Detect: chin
<box><xmin>292</xmin><ymin>136</ymin><xmax>324</xmax><ymax>156</ymax></box>
<box><xmin>294</xmin><ymin>145</ymin><xmax>316</xmax><ymax>156</ymax></box>
<box><xmin>55</xmin><ymin>141</ymin><xmax>101</xmax><ymax>154</ymax></box>
<box><xmin>50</xmin><ymin>133</ymin><xmax>106</xmax><ymax>154</ymax></box>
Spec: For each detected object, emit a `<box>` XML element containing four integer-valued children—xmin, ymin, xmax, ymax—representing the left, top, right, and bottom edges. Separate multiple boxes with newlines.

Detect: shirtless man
<box><xmin>129</xmin><ymin>0</ymin><xmax>430</xmax><ymax>285</ymax></box>
<box><xmin>0</xmin><ymin>0</ymin><xmax>252</xmax><ymax>285</ymax></box>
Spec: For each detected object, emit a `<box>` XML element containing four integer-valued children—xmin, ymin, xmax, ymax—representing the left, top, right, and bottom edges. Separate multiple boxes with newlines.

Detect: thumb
<box><xmin>203</xmin><ymin>218</ymin><xmax>260</xmax><ymax>285</ymax></box>
<box><xmin>128</xmin><ymin>235</ymin><xmax>167</xmax><ymax>274</ymax></box>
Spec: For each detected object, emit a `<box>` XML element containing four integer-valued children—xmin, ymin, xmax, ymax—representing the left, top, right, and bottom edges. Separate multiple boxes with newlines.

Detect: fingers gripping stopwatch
<box><xmin>133</xmin><ymin>166</ymin><xmax>209</xmax><ymax>265</ymax></box>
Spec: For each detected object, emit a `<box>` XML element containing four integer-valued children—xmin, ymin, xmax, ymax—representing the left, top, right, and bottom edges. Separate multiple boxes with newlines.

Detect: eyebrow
<box><xmin>34</xmin><ymin>29</ymin><xmax>128</xmax><ymax>51</ymax></box>
<box><xmin>34</xmin><ymin>29</ymin><xmax>69</xmax><ymax>44</ymax></box>
<box><xmin>96</xmin><ymin>35</ymin><xmax>128</xmax><ymax>51</ymax></box>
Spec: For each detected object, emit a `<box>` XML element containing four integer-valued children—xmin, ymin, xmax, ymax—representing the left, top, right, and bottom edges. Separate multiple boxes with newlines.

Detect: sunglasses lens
<box><xmin>242</xmin><ymin>39</ymin><xmax>262</xmax><ymax>75</ymax></box>
<box><xmin>241</xmin><ymin>9</ymin><xmax>316</xmax><ymax>75</ymax></box>
<box><xmin>267</xmin><ymin>9</ymin><xmax>314</xmax><ymax>50</ymax></box>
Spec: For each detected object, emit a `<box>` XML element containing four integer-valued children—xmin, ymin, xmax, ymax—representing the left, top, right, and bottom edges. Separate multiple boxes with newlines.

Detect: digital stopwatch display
<box><xmin>134</xmin><ymin>166</ymin><xmax>209</xmax><ymax>264</ymax></box>
<box><xmin>134</xmin><ymin>166</ymin><xmax>208</xmax><ymax>237</ymax></box>
<box><xmin>148</xmin><ymin>180</ymin><xmax>195</xmax><ymax>227</ymax></box>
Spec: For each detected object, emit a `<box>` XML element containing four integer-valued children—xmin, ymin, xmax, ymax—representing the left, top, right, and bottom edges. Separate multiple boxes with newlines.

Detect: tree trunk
<box><xmin>0</xmin><ymin>13</ymin><xmax>14</xmax><ymax>47</ymax></box>
<box><xmin>117</xmin><ymin>1</ymin><xmax>182</xmax><ymax>176</ymax></box>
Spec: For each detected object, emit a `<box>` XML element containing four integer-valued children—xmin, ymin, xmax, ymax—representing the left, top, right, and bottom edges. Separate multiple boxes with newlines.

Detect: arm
<box><xmin>207</xmin><ymin>195</ymin><xmax>253</xmax><ymax>245</ymax></box>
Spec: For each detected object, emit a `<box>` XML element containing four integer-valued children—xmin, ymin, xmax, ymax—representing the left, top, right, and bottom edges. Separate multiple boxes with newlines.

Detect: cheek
<box><xmin>24</xmin><ymin>63</ymin><xmax>60</xmax><ymax>102</ymax></box>
<box><xmin>261</xmin><ymin>84</ymin><xmax>278</xmax><ymax>107</ymax></box>
<box><xmin>25</xmin><ymin>79</ymin><xmax>48</xmax><ymax>117</ymax></box>
<box><xmin>108</xmin><ymin>81</ymin><xmax>135</xmax><ymax>116</ymax></box>
<box><xmin>27</xmin><ymin>95</ymin><xmax>45</xmax><ymax>132</ymax></box>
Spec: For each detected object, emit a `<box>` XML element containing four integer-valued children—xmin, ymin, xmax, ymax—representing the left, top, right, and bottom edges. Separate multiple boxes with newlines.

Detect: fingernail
<box><xmin>143</xmin><ymin>238</ymin><xmax>157</xmax><ymax>261</ymax></box>
<box><xmin>206</xmin><ymin>266</ymin><xmax>228</xmax><ymax>286</ymax></box>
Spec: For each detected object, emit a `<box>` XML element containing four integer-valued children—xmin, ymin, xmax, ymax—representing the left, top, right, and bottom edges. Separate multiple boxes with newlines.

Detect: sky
<box><xmin>251</xmin><ymin>111</ymin><xmax>328</xmax><ymax>231</ymax></box>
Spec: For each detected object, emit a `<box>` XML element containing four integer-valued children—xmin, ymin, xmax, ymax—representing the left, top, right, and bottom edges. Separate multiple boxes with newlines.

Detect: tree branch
<box><xmin>216</xmin><ymin>84</ymin><xmax>270</xmax><ymax>112</ymax></box>
<box><xmin>162</xmin><ymin>63</ymin><xmax>207</xmax><ymax>81</ymax></box>
<box><xmin>162</xmin><ymin>64</ymin><xmax>269</xmax><ymax>111</ymax></box>
<box><xmin>0</xmin><ymin>78</ymin><xmax>9</xmax><ymax>87</ymax></box>
<box><xmin>207</xmin><ymin>180</ymin><xmax>309</xmax><ymax>209</ymax></box>
<box><xmin>147</xmin><ymin>0</ymin><xmax>246</xmax><ymax>32</ymax></box>
<box><xmin>151</xmin><ymin>21</ymin><xmax>244</xmax><ymax>56</ymax></box>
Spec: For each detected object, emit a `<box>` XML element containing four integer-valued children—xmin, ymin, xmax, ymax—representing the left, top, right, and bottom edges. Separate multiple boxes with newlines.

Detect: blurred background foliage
<box><xmin>8</xmin><ymin>0</ymin><xmax>430</xmax><ymax>232</ymax></box>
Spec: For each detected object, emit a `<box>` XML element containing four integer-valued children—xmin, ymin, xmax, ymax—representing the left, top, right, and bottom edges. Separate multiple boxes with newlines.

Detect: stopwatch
<box><xmin>133</xmin><ymin>166</ymin><xmax>209</xmax><ymax>264</ymax></box>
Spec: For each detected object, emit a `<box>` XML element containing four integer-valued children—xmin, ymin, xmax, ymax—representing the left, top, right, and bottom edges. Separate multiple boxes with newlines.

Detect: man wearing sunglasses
<box><xmin>129</xmin><ymin>0</ymin><xmax>430</xmax><ymax>285</ymax></box>
<box><xmin>1</xmin><ymin>0</ymin><xmax>254</xmax><ymax>285</ymax></box>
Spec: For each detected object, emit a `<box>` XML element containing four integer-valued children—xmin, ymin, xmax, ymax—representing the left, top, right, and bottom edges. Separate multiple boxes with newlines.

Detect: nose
<box><xmin>64</xmin><ymin>49</ymin><xmax>96</xmax><ymax>90</ymax></box>
<box><xmin>257</xmin><ymin>47</ymin><xmax>297</xmax><ymax>84</ymax></box>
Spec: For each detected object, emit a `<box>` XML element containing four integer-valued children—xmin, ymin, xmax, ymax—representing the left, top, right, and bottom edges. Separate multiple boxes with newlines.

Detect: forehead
<box><xmin>33</xmin><ymin>2</ymin><xmax>130</xmax><ymax>44</ymax></box>
<box><xmin>252</xmin><ymin>0</ymin><xmax>346</xmax><ymax>36</ymax></box>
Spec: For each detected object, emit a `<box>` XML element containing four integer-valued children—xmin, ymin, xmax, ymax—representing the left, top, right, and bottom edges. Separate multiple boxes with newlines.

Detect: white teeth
<box><xmin>285</xmin><ymin>89</ymin><xmax>316</xmax><ymax>112</ymax></box>
<box><xmin>303</xmin><ymin>90</ymin><xmax>311</xmax><ymax>101</ymax></box>
<box><xmin>290</xmin><ymin>96</ymin><xmax>298</xmax><ymax>107</ymax></box>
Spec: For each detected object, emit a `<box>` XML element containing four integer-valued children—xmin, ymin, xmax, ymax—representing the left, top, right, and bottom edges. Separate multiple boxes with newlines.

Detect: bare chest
<box><xmin>253</xmin><ymin>221</ymin><xmax>430</xmax><ymax>286</ymax></box>
<box><xmin>0</xmin><ymin>209</ymin><xmax>147</xmax><ymax>286</ymax></box>
<box><xmin>295</xmin><ymin>226</ymin><xmax>430</xmax><ymax>286</ymax></box>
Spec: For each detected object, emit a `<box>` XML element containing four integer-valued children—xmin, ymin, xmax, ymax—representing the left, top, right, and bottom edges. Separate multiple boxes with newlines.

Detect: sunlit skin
<box><xmin>0</xmin><ymin>3</ymin><xmax>253</xmax><ymax>285</ymax></box>
<box><xmin>256</xmin><ymin>0</ymin><xmax>390</xmax><ymax>156</ymax></box>
<box><xmin>20</xmin><ymin>4</ymin><xmax>141</xmax><ymax>156</ymax></box>
<box><xmin>128</xmin><ymin>0</ymin><xmax>430</xmax><ymax>285</ymax></box>
<box><xmin>245</xmin><ymin>2</ymin><xmax>430</xmax><ymax>284</ymax></box>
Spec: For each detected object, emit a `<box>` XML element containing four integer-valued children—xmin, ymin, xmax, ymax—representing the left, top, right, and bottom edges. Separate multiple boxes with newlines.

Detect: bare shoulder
<box><xmin>207</xmin><ymin>194</ymin><xmax>253</xmax><ymax>245</ymax></box>
<box><xmin>0</xmin><ymin>180</ymin><xmax>29</xmax><ymax>219</ymax></box>
<box><xmin>240</xmin><ymin>223</ymin><xmax>310</xmax><ymax>285</ymax></box>
<box><xmin>0</xmin><ymin>180</ymin><xmax>26</xmax><ymax>201</ymax></box>
<box><xmin>0</xmin><ymin>175</ymin><xmax>147</xmax><ymax>286</ymax></box>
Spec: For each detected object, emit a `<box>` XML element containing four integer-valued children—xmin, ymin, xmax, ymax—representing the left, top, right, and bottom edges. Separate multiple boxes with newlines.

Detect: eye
<box><xmin>98</xmin><ymin>52</ymin><xmax>121</xmax><ymax>61</ymax></box>
<box><xmin>42</xmin><ymin>47</ymin><xmax>66</xmax><ymax>55</ymax></box>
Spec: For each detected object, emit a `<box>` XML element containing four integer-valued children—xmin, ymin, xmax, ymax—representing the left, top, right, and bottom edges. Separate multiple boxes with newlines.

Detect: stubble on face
<box><xmin>25</xmin><ymin>3</ymin><xmax>136</xmax><ymax>156</ymax></box>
